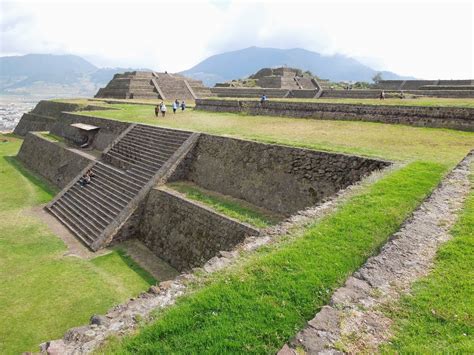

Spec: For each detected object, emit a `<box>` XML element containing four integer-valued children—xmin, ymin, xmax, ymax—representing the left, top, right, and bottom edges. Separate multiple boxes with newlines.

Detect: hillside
<box><xmin>181</xmin><ymin>46</ymin><xmax>413</xmax><ymax>86</ymax></box>
<box><xmin>0</xmin><ymin>54</ymin><xmax>148</xmax><ymax>97</ymax></box>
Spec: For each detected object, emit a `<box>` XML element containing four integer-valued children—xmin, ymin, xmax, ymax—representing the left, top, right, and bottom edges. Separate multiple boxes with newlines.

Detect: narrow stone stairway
<box><xmin>47</xmin><ymin>124</ymin><xmax>195</xmax><ymax>250</ymax></box>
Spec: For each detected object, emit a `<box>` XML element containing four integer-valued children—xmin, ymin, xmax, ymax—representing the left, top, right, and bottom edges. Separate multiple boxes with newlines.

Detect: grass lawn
<box><xmin>5</xmin><ymin>100</ymin><xmax>474</xmax><ymax>353</ymax></box>
<box><xmin>381</xmin><ymin>164</ymin><xmax>474</xmax><ymax>353</ymax></box>
<box><xmin>77</xmin><ymin>101</ymin><xmax>471</xmax><ymax>352</ymax></box>
<box><xmin>0</xmin><ymin>135</ymin><xmax>156</xmax><ymax>354</ymax></box>
<box><xmin>105</xmin><ymin>162</ymin><xmax>447</xmax><ymax>353</ymax></box>
<box><xmin>167</xmin><ymin>182</ymin><xmax>280</xmax><ymax>228</ymax></box>
<box><xmin>78</xmin><ymin>102</ymin><xmax>474</xmax><ymax>166</ymax></box>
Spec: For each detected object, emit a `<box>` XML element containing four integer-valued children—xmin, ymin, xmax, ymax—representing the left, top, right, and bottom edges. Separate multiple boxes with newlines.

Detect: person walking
<box><xmin>154</xmin><ymin>104</ymin><xmax>159</xmax><ymax>117</ymax></box>
<box><xmin>181</xmin><ymin>100</ymin><xmax>186</xmax><ymax>111</ymax></box>
<box><xmin>173</xmin><ymin>99</ymin><xmax>178</xmax><ymax>114</ymax></box>
<box><xmin>160</xmin><ymin>102</ymin><xmax>167</xmax><ymax>117</ymax></box>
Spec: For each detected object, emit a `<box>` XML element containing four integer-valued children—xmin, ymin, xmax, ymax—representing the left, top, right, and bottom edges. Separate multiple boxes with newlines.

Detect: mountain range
<box><xmin>0</xmin><ymin>54</ymin><xmax>149</xmax><ymax>98</ymax></box>
<box><xmin>1</xmin><ymin>48</ymin><xmax>413</xmax><ymax>97</ymax></box>
<box><xmin>181</xmin><ymin>47</ymin><xmax>413</xmax><ymax>86</ymax></box>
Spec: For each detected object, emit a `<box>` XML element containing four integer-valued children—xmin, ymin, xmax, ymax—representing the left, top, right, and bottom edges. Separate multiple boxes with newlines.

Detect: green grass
<box><xmin>168</xmin><ymin>182</ymin><xmax>280</xmax><ymax>228</ymax></box>
<box><xmin>105</xmin><ymin>162</ymin><xmax>447</xmax><ymax>354</ymax></box>
<box><xmin>79</xmin><ymin>103</ymin><xmax>474</xmax><ymax>166</ymax></box>
<box><xmin>4</xmin><ymin>100</ymin><xmax>474</xmax><ymax>352</ymax></box>
<box><xmin>0</xmin><ymin>134</ymin><xmax>156</xmax><ymax>354</ymax></box>
<box><xmin>38</xmin><ymin>131</ymin><xmax>64</xmax><ymax>142</ymax></box>
<box><xmin>381</xmin><ymin>165</ymin><xmax>474</xmax><ymax>353</ymax></box>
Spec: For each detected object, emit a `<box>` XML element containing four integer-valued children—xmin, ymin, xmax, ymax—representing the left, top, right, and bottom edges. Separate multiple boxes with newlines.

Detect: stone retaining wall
<box><xmin>139</xmin><ymin>188</ymin><xmax>259</xmax><ymax>271</ymax></box>
<box><xmin>210</xmin><ymin>87</ymin><xmax>289</xmax><ymax>98</ymax></box>
<box><xmin>14</xmin><ymin>100</ymin><xmax>130</xmax><ymax>151</ymax></box>
<box><xmin>170</xmin><ymin>134</ymin><xmax>389</xmax><ymax>215</ymax></box>
<box><xmin>195</xmin><ymin>99</ymin><xmax>474</xmax><ymax>131</ymax></box>
<box><xmin>14</xmin><ymin>100</ymin><xmax>120</xmax><ymax>138</ymax></box>
<box><xmin>17</xmin><ymin>132</ymin><xmax>92</xmax><ymax>189</ymax></box>
<box><xmin>320</xmin><ymin>89</ymin><xmax>474</xmax><ymax>99</ymax></box>
<box><xmin>50</xmin><ymin>112</ymin><xmax>130</xmax><ymax>151</ymax></box>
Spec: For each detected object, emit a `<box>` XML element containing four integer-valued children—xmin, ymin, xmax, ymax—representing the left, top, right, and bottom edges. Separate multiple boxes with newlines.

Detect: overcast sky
<box><xmin>1</xmin><ymin>0</ymin><xmax>473</xmax><ymax>79</ymax></box>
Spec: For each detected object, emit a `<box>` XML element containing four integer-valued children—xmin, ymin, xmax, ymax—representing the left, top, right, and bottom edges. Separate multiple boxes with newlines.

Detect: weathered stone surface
<box><xmin>277</xmin><ymin>344</ymin><xmax>296</xmax><ymax>355</ymax></box>
<box><xmin>40</xmin><ymin>163</ymin><xmax>392</xmax><ymax>354</ymax></box>
<box><xmin>307</xmin><ymin>306</ymin><xmax>340</xmax><ymax>331</ymax></box>
<box><xmin>44</xmin><ymin>339</ymin><xmax>66</xmax><ymax>355</ymax></box>
<box><xmin>177</xmin><ymin>134</ymin><xmax>389</xmax><ymax>215</ymax></box>
<box><xmin>17</xmin><ymin>132</ymin><xmax>92</xmax><ymax>189</ymax></box>
<box><xmin>139</xmin><ymin>188</ymin><xmax>259</xmax><ymax>271</ymax></box>
<box><xmin>280</xmin><ymin>151</ymin><xmax>473</xmax><ymax>353</ymax></box>
<box><xmin>90</xmin><ymin>315</ymin><xmax>109</xmax><ymax>326</ymax></box>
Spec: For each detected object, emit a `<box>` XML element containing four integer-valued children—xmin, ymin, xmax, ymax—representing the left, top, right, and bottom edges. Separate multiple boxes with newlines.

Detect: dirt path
<box><xmin>279</xmin><ymin>151</ymin><xmax>473</xmax><ymax>354</ymax></box>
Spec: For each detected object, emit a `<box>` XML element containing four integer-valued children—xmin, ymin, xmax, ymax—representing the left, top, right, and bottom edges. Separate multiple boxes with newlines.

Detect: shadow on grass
<box><xmin>4</xmin><ymin>155</ymin><xmax>58</xmax><ymax>197</ymax></box>
<box><xmin>93</xmin><ymin>248</ymin><xmax>157</xmax><ymax>286</ymax></box>
<box><xmin>115</xmin><ymin>249</ymin><xmax>157</xmax><ymax>285</ymax></box>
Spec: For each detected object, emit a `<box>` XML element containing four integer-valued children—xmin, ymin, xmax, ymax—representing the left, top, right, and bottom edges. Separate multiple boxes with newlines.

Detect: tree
<box><xmin>372</xmin><ymin>72</ymin><xmax>383</xmax><ymax>84</ymax></box>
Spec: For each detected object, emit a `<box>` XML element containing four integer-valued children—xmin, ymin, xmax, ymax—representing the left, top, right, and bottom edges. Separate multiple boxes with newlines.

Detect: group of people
<box><xmin>155</xmin><ymin>99</ymin><xmax>186</xmax><ymax>117</ymax></box>
<box><xmin>79</xmin><ymin>169</ymin><xmax>95</xmax><ymax>187</ymax></box>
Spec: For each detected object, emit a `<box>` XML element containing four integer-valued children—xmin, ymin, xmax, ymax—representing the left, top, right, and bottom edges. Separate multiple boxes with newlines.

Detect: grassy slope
<box><xmin>382</xmin><ymin>165</ymin><xmax>474</xmax><ymax>353</ymax></box>
<box><xmin>80</xmin><ymin>103</ymin><xmax>474</xmax><ymax>166</ymax></box>
<box><xmin>6</xmin><ymin>101</ymin><xmax>474</xmax><ymax>352</ymax></box>
<box><xmin>105</xmin><ymin>162</ymin><xmax>446</xmax><ymax>354</ymax></box>
<box><xmin>0</xmin><ymin>135</ymin><xmax>155</xmax><ymax>354</ymax></box>
<box><xmin>167</xmin><ymin>182</ymin><xmax>280</xmax><ymax>228</ymax></box>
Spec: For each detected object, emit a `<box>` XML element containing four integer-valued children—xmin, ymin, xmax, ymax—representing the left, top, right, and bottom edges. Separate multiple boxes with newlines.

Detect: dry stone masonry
<box><xmin>195</xmin><ymin>98</ymin><xmax>474</xmax><ymax>131</ymax></box>
<box><xmin>45</xmin><ymin>124</ymin><xmax>196</xmax><ymax>250</ymax></box>
<box><xmin>279</xmin><ymin>151</ymin><xmax>473</xmax><ymax>354</ymax></box>
<box><xmin>94</xmin><ymin>71</ymin><xmax>211</xmax><ymax>100</ymax></box>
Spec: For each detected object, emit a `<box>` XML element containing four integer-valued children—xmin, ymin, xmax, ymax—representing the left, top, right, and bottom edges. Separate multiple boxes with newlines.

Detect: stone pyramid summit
<box><xmin>95</xmin><ymin>71</ymin><xmax>211</xmax><ymax>100</ymax></box>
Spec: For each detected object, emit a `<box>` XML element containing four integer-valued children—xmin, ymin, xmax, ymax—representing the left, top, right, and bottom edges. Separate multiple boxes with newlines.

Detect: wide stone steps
<box><xmin>47</xmin><ymin>124</ymin><xmax>193</xmax><ymax>250</ymax></box>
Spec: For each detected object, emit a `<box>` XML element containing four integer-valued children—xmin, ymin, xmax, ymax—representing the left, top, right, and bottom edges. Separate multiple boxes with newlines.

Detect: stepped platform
<box><xmin>46</xmin><ymin>124</ymin><xmax>197</xmax><ymax>250</ymax></box>
<box><xmin>95</xmin><ymin>71</ymin><xmax>211</xmax><ymax>100</ymax></box>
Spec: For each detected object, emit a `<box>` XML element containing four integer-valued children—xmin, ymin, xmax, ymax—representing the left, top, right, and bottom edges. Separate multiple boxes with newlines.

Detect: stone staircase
<box><xmin>47</xmin><ymin>124</ymin><xmax>196</xmax><ymax>250</ymax></box>
<box><xmin>153</xmin><ymin>72</ymin><xmax>197</xmax><ymax>100</ymax></box>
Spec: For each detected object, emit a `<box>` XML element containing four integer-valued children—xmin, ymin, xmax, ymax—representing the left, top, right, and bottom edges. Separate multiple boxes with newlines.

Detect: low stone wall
<box><xmin>13</xmin><ymin>113</ymin><xmax>56</xmax><ymax>136</ymax></box>
<box><xmin>171</xmin><ymin>134</ymin><xmax>389</xmax><ymax>216</ymax></box>
<box><xmin>139</xmin><ymin>188</ymin><xmax>259</xmax><ymax>271</ymax></box>
<box><xmin>320</xmin><ymin>89</ymin><xmax>474</xmax><ymax>99</ymax></box>
<box><xmin>195</xmin><ymin>99</ymin><xmax>474</xmax><ymax>131</ymax></box>
<box><xmin>210</xmin><ymin>87</ymin><xmax>289</xmax><ymax>98</ymax></box>
<box><xmin>17</xmin><ymin>132</ymin><xmax>92</xmax><ymax>189</ymax></box>
<box><xmin>13</xmin><ymin>100</ymin><xmax>131</xmax><ymax>151</ymax></box>
<box><xmin>50</xmin><ymin>112</ymin><xmax>130</xmax><ymax>151</ymax></box>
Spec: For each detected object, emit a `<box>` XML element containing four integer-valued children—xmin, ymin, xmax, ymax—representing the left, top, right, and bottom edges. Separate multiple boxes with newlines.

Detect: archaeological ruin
<box><xmin>95</xmin><ymin>71</ymin><xmax>212</xmax><ymax>100</ymax></box>
<box><xmin>211</xmin><ymin>67</ymin><xmax>474</xmax><ymax>99</ymax></box>
<box><xmin>15</xmin><ymin>100</ymin><xmax>389</xmax><ymax>271</ymax></box>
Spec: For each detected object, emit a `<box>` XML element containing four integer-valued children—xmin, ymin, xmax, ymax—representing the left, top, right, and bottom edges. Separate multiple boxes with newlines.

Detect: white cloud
<box><xmin>0</xmin><ymin>0</ymin><xmax>472</xmax><ymax>78</ymax></box>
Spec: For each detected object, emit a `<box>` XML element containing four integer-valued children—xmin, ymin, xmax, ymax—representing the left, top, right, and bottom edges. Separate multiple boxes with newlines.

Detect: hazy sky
<box><xmin>1</xmin><ymin>0</ymin><xmax>473</xmax><ymax>79</ymax></box>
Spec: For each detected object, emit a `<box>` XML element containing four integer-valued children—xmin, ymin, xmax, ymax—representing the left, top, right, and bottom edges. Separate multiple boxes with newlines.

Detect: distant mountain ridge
<box><xmin>0</xmin><ymin>54</ymin><xmax>149</xmax><ymax>97</ymax></box>
<box><xmin>0</xmin><ymin>49</ymin><xmax>415</xmax><ymax>97</ymax></box>
<box><xmin>181</xmin><ymin>46</ymin><xmax>414</xmax><ymax>86</ymax></box>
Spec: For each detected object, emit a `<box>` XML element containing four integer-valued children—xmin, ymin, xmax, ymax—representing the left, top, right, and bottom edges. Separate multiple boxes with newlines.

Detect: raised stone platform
<box><xmin>195</xmin><ymin>98</ymin><xmax>474</xmax><ymax>131</ymax></box>
<box><xmin>94</xmin><ymin>71</ymin><xmax>211</xmax><ymax>100</ymax></box>
<box><xmin>16</xmin><ymin>100</ymin><xmax>390</xmax><ymax>272</ymax></box>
